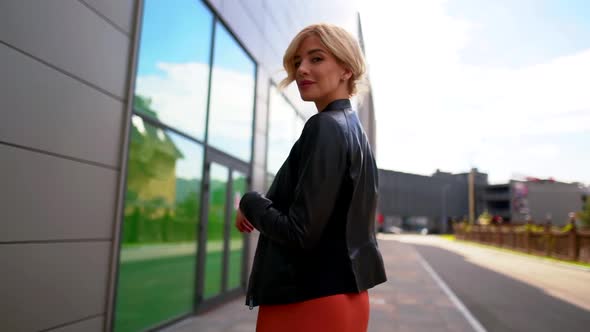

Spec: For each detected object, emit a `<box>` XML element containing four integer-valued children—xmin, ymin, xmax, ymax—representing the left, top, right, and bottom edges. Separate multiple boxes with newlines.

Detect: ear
<box><xmin>341</xmin><ymin>68</ymin><xmax>353</xmax><ymax>81</ymax></box>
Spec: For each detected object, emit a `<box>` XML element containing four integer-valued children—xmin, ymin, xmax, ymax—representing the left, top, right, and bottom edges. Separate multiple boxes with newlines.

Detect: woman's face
<box><xmin>293</xmin><ymin>35</ymin><xmax>351</xmax><ymax>110</ymax></box>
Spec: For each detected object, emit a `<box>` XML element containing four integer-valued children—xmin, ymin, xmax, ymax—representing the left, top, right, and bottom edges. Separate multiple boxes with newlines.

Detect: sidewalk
<box><xmin>368</xmin><ymin>235</ymin><xmax>477</xmax><ymax>332</ymax></box>
<box><xmin>164</xmin><ymin>236</ymin><xmax>477</xmax><ymax>332</ymax></box>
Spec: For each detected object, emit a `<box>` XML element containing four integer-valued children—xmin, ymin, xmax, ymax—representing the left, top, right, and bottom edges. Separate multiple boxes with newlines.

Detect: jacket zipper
<box><xmin>248</xmin><ymin>296</ymin><xmax>254</xmax><ymax>310</ymax></box>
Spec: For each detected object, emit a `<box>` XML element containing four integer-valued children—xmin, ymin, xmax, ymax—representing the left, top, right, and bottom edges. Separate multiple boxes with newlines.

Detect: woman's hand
<box><xmin>235</xmin><ymin>209</ymin><xmax>254</xmax><ymax>233</ymax></box>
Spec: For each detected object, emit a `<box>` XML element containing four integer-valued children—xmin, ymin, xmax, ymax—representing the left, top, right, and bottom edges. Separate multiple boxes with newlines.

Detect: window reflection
<box><xmin>118</xmin><ymin>0</ymin><xmax>255</xmax><ymax>327</ymax></box>
<box><xmin>204</xmin><ymin>163</ymin><xmax>228</xmax><ymax>298</ymax></box>
<box><xmin>207</xmin><ymin>22</ymin><xmax>256</xmax><ymax>162</ymax></box>
<box><xmin>267</xmin><ymin>86</ymin><xmax>305</xmax><ymax>175</ymax></box>
<box><xmin>228</xmin><ymin>171</ymin><xmax>247</xmax><ymax>290</ymax></box>
<box><xmin>134</xmin><ymin>0</ymin><xmax>213</xmax><ymax>140</ymax></box>
<box><xmin>115</xmin><ymin>115</ymin><xmax>203</xmax><ymax>332</ymax></box>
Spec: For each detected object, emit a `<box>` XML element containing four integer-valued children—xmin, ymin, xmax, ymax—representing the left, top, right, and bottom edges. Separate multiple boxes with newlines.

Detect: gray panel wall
<box><xmin>0</xmin><ymin>144</ymin><xmax>118</xmax><ymax>242</ymax></box>
<box><xmin>379</xmin><ymin>169</ymin><xmax>489</xmax><ymax>231</ymax></box>
<box><xmin>379</xmin><ymin>169</ymin><xmax>448</xmax><ymax>218</ymax></box>
<box><xmin>0</xmin><ymin>0</ymin><xmax>136</xmax><ymax>331</ymax></box>
<box><xmin>0</xmin><ymin>0</ymin><xmax>131</xmax><ymax>99</ymax></box>
<box><xmin>1</xmin><ymin>0</ymin><xmax>368</xmax><ymax>330</ymax></box>
<box><xmin>81</xmin><ymin>0</ymin><xmax>136</xmax><ymax>34</ymax></box>
<box><xmin>48</xmin><ymin>316</ymin><xmax>104</xmax><ymax>332</ymax></box>
<box><xmin>0</xmin><ymin>43</ymin><xmax>124</xmax><ymax>167</ymax></box>
<box><xmin>0</xmin><ymin>242</ymin><xmax>110</xmax><ymax>332</ymax></box>
<box><xmin>526</xmin><ymin>182</ymin><xmax>584</xmax><ymax>225</ymax></box>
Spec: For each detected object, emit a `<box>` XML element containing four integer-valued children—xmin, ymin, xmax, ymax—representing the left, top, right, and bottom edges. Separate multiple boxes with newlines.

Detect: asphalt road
<box><xmin>399</xmin><ymin>236</ymin><xmax>590</xmax><ymax>332</ymax></box>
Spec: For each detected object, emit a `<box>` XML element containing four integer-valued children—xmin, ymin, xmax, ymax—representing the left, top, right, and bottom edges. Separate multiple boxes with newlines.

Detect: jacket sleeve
<box><xmin>240</xmin><ymin>114</ymin><xmax>348</xmax><ymax>250</ymax></box>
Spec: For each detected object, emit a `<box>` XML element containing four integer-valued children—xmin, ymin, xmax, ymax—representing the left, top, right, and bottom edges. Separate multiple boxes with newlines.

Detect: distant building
<box><xmin>379</xmin><ymin>169</ymin><xmax>585</xmax><ymax>232</ymax></box>
<box><xmin>378</xmin><ymin>168</ymin><xmax>488</xmax><ymax>233</ymax></box>
<box><xmin>485</xmin><ymin>179</ymin><xmax>585</xmax><ymax>225</ymax></box>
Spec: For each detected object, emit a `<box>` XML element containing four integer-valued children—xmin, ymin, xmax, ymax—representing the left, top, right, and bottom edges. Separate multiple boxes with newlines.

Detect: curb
<box><xmin>446</xmin><ymin>238</ymin><xmax>590</xmax><ymax>273</ymax></box>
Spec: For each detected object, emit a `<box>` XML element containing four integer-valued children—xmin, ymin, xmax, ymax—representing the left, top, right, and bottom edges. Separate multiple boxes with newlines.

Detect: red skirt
<box><xmin>256</xmin><ymin>291</ymin><xmax>369</xmax><ymax>332</ymax></box>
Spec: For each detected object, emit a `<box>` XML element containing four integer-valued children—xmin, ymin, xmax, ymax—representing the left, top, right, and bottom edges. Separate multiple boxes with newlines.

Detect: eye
<box><xmin>293</xmin><ymin>60</ymin><xmax>301</xmax><ymax>68</ymax></box>
<box><xmin>311</xmin><ymin>57</ymin><xmax>323</xmax><ymax>63</ymax></box>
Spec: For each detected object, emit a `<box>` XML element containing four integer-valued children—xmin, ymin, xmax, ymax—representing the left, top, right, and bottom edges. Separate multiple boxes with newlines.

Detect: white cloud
<box><xmin>136</xmin><ymin>62</ymin><xmax>210</xmax><ymax>139</ymax></box>
<box><xmin>528</xmin><ymin>144</ymin><xmax>560</xmax><ymax>159</ymax></box>
<box><xmin>136</xmin><ymin>62</ymin><xmax>256</xmax><ymax>162</ymax></box>
<box><xmin>360</xmin><ymin>0</ymin><xmax>590</xmax><ymax>184</ymax></box>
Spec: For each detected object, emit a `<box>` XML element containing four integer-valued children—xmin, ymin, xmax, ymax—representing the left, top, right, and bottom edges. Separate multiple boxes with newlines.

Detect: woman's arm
<box><xmin>239</xmin><ymin>114</ymin><xmax>348</xmax><ymax>250</ymax></box>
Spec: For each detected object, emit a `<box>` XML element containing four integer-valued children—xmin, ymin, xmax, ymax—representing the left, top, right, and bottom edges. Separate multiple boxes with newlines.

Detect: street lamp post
<box><xmin>441</xmin><ymin>184</ymin><xmax>450</xmax><ymax>234</ymax></box>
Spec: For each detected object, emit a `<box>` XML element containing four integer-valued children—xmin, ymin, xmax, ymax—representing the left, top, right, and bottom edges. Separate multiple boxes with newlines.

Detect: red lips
<box><xmin>298</xmin><ymin>80</ymin><xmax>315</xmax><ymax>87</ymax></box>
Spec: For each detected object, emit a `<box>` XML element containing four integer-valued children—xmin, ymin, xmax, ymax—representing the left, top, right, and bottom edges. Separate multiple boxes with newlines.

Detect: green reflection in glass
<box><xmin>207</xmin><ymin>22</ymin><xmax>256</xmax><ymax>162</ymax></box>
<box><xmin>203</xmin><ymin>163</ymin><xmax>228</xmax><ymax>298</ymax></box>
<box><xmin>228</xmin><ymin>171</ymin><xmax>247</xmax><ymax>290</ymax></box>
<box><xmin>115</xmin><ymin>115</ymin><xmax>203</xmax><ymax>332</ymax></box>
<box><xmin>134</xmin><ymin>0</ymin><xmax>213</xmax><ymax>140</ymax></box>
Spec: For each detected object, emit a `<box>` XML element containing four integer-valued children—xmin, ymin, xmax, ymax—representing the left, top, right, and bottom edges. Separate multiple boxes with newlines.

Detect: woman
<box><xmin>235</xmin><ymin>23</ymin><xmax>386</xmax><ymax>332</ymax></box>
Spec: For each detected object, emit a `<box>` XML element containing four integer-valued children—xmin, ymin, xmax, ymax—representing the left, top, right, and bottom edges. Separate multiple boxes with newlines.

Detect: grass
<box><xmin>440</xmin><ymin>234</ymin><xmax>456</xmax><ymax>241</ymax></box>
<box><xmin>114</xmin><ymin>249</ymin><xmax>244</xmax><ymax>332</ymax></box>
<box><xmin>439</xmin><ymin>234</ymin><xmax>590</xmax><ymax>269</ymax></box>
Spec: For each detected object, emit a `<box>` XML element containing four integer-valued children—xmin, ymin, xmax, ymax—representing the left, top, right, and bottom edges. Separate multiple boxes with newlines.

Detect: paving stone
<box><xmin>165</xmin><ymin>237</ymin><xmax>476</xmax><ymax>332</ymax></box>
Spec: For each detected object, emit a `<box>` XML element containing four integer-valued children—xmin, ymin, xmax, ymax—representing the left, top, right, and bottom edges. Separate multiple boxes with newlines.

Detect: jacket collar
<box><xmin>321</xmin><ymin>99</ymin><xmax>351</xmax><ymax>112</ymax></box>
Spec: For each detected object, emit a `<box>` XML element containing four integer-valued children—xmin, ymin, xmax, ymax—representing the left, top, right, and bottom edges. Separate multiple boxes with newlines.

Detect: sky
<box><xmin>135</xmin><ymin>0</ymin><xmax>256</xmax><ymax>173</ymax></box>
<box><xmin>359</xmin><ymin>0</ymin><xmax>590</xmax><ymax>185</ymax></box>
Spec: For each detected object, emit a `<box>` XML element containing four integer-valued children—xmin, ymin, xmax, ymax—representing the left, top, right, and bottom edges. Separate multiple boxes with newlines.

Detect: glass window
<box><xmin>228</xmin><ymin>171</ymin><xmax>247</xmax><ymax>290</ymax></box>
<box><xmin>203</xmin><ymin>163</ymin><xmax>228</xmax><ymax>298</ymax></box>
<box><xmin>133</xmin><ymin>0</ymin><xmax>213</xmax><ymax>140</ymax></box>
<box><xmin>207</xmin><ymin>22</ymin><xmax>256</xmax><ymax>162</ymax></box>
<box><xmin>267</xmin><ymin>86</ymin><xmax>304</xmax><ymax>175</ymax></box>
<box><xmin>294</xmin><ymin>115</ymin><xmax>305</xmax><ymax>146</ymax></box>
<box><xmin>265</xmin><ymin>172</ymin><xmax>275</xmax><ymax>192</ymax></box>
<box><xmin>115</xmin><ymin>115</ymin><xmax>203</xmax><ymax>332</ymax></box>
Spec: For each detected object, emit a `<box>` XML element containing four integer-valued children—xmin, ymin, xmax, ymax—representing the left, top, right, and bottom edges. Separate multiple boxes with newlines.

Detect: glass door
<box><xmin>202</xmin><ymin>162</ymin><xmax>228</xmax><ymax>299</ymax></box>
<box><xmin>228</xmin><ymin>170</ymin><xmax>247</xmax><ymax>290</ymax></box>
<box><xmin>197</xmin><ymin>149</ymin><xmax>249</xmax><ymax>306</ymax></box>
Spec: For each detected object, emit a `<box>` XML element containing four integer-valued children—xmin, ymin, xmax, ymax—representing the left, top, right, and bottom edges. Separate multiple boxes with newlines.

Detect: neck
<box><xmin>315</xmin><ymin>92</ymin><xmax>350</xmax><ymax>112</ymax></box>
<box><xmin>315</xmin><ymin>97</ymin><xmax>350</xmax><ymax>113</ymax></box>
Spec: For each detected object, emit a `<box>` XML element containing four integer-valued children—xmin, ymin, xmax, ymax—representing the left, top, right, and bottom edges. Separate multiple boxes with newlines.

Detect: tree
<box><xmin>134</xmin><ymin>94</ymin><xmax>158</xmax><ymax>117</ymax></box>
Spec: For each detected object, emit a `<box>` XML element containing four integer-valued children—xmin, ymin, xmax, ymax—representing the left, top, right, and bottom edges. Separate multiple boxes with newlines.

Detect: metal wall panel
<box><xmin>47</xmin><ymin>316</ymin><xmax>104</xmax><ymax>332</ymax></box>
<box><xmin>81</xmin><ymin>0</ymin><xmax>136</xmax><ymax>34</ymax></box>
<box><xmin>0</xmin><ymin>0</ymin><xmax>130</xmax><ymax>99</ymax></box>
<box><xmin>0</xmin><ymin>44</ymin><xmax>124</xmax><ymax>168</ymax></box>
<box><xmin>208</xmin><ymin>0</ymin><xmax>223</xmax><ymax>13</ymax></box>
<box><xmin>221</xmin><ymin>0</ymin><xmax>265</xmax><ymax>63</ymax></box>
<box><xmin>0</xmin><ymin>241</ymin><xmax>110</xmax><ymax>331</ymax></box>
<box><xmin>527</xmin><ymin>182</ymin><xmax>583</xmax><ymax>225</ymax></box>
<box><xmin>0</xmin><ymin>144</ymin><xmax>118</xmax><ymax>242</ymax></box>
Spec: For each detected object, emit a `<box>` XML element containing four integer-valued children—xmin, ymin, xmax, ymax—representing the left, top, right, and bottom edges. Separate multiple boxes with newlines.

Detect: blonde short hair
<box><xmin>279</xmin><ymin>23</ymin><xmax>366</xmax><ymax>96</ymax></box>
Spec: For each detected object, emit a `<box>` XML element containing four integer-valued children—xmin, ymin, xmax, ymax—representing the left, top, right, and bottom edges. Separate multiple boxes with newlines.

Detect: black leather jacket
<box><xmin>240</xmin><ymin>99</ymin><xmax>386</xmax><ymax>307</ymax></box>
